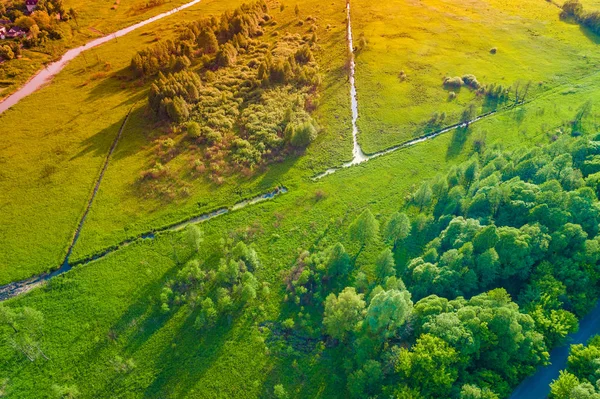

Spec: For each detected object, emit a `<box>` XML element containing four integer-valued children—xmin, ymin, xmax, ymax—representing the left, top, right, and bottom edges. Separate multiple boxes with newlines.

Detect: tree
<box><xmin>289</xmin><ymin>121</ymin><xmax>317</xmax><ymax>148</ymax></box>
<box><xmin>397</xmin><ymin>334</ymin><xmax>459</xmax><ymax>398</ymax></box>
<box><xmin>197</xmin><ymin>28</ymin><xmax>218</xmax><ymax>54</ymax></box>
<box><xmin>459</xmin><ymin>384</ymin><xmax>499</xmax><ymax>399</ymax></box>
<box><xmin>186</xmin><ymin>225</ymin><xmax>203</xmax><ymax>253</ymax></box>
<box><xmin>0</xmin><ymin>45</ymin><xmax>14</xmax><ymax>61</ymax></box>
<box><xmin>383</xmin><ymin>212</ymin><xmax>411</xmax><ymax>250</ymax></box>
<box><xmin>413</xmin><ymin>183</ymin><xmax>433</xmax><ymax>211</ymax></box>
<box><xmin>68</xmin><ymin>7</ymin><xmax>79</xmax><ymax>27</ymax></box>
<box><xmin>323</xmin><ymin>287</ymin><xmax>366</xmax><ymax>340</ymax></box>
<box><xmin>349</xmin><ymin>209</ymin><xmax>379</xmax><ymax>251</ymax></box>
<box><xmin>52</xmin><ymin>384</ymin><xmax>81</xmax><ymax>399</ymax></box>
<box><xmin>347</xmin><ymin>360</ymin><xmax>383</xmax><ymax>398</ymax></box>
<box><xmin>0</xmin><ymin>305</ymin><xmax>49</xmax><ymax>362</ymax></box>
<box><xmin>365</xmin><ymin>289</ymin><xmax>413</xmax><ymax>338</ymax></box>
<box><xmin>375</xmin><ymin>248</ymin><xmax>396</xmax><ymax>281</ymax></box>
<box><xmin>273</xmin><ymin>384</ymin><xmax>289</xmax><ymax>399</ymax></box>
<box><xmin>195</xmin><ymin>298</ymin><xmax>217</xmax><ymax>329</ymax></box>
<box><xmin>294</xmin><ymin>4</ymin><xmax>300</xmax><ymax>18</ymax></box>
<box><xmin>326</xmin><ymin>242</ymin><xmax>352</xmax><ymax>277</ymax></box>
<box><xmin>15</xmin><ymin>16</ymin><xmax>36</xmax><ymax>30</ymax></box>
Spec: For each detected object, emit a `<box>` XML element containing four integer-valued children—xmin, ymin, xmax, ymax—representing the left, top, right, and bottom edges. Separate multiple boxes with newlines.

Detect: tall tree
<box><xmin>323</xmin><ymin>287</ymin><xmax>366</xmax><ymax>340</ymax></box>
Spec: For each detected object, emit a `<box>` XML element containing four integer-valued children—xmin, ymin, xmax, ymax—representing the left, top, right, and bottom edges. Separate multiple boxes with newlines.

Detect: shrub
<box><xmin>490</xmin><ymin>47</ymin><xmax>497</xmax><ymax>54</ymax></box>
<box><xmin>289</xmin><ymin>120</ymin><xmax>318</xmax><ymax>147</ymax></box>
<box><xmin>0</xmin><ymin>45</ymin><xmax>14</xmax><ymax>61</ymax></box>
<box><xmin>448</xmin><ymin>91</ymin><xmax>457</xmax><ymax>100</ymax></box>
<box><xmin>462</xmin><ymin>74</ymin><xmax>480</xmax><ymax>89</ymax></box>
<box><xmin>443</xmin><ymin>76</ymin><xmax>463</xmax><ymax>88</ymax></box>
<box><xmin>186</xmin><ymin>121</ymin><xmax>201</xmax><ymax>138</ymax></box>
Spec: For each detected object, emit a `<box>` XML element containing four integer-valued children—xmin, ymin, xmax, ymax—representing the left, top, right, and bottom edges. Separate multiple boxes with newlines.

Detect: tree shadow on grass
<box><xmin>69</xmin><ymin>118</ymin><xmax>125</xmax><ymax>161</ymax></box>
<box><xmin>84</xmin><ymin>65</ymin><xmax>147</xmax><ymax>104</ymax></box>
<box><xmin>446</xmin><ymin>125</ymin><xmax>470</xmax><ymax>160</ymax></box>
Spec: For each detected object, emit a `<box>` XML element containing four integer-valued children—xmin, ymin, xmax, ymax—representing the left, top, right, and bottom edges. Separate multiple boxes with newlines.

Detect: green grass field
<box><xmin>0</xmin><ymin>0</ymin><xmax>352</xmax><ymax>284</ymax></box>
<box><xmin>0</xmin><ymin>0</ymin><xmax>250</xmax><ymax>284</ymax></box>
<box><xmin>4</xmin><ymin>94</ymin><xmax>598</xmax><ymax>395</ymax></box>
<box><xmin>351</xmin><ymin>0</ymin><xmax>600</xmax><ymax>153</ymax></box>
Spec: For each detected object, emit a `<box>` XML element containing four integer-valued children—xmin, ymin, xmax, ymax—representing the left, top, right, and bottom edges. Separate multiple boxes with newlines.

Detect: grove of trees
<box><xmin>132</xmin><ymin>1</ymin><xmax>322</xmax><ymax>194</ymax></box>
<box><xmin>278</xmin><ymin>133</ymin><xmax>600</xmax><ymax>398</ymax></box>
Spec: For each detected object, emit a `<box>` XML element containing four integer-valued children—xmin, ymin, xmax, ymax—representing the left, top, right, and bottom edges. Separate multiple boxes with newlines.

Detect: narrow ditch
<box><xmin>0</xmin><ymin>186</ymin><xmax>288</xmax><ymax>301</ymax></box>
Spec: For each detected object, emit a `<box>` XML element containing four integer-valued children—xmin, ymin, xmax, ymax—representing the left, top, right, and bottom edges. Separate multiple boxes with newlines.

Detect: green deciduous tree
<box><xmin>323</xmin><ymin>287</ymin><xmax>365</xmax><ymax>340</ymax></box>
<box><xmin>349</xmin><ymin>209</ymin><xmax>379</xmax><ymax>251</ymax></box>
<box><xmin>383</xmin><ymin>212</ymin><xmax>411</xmax><ymax>250</ymax></box>
<box><xmin>366</xmin><ymin>289</ymin><xmax>413</xmax><ymax>338</ymax></box>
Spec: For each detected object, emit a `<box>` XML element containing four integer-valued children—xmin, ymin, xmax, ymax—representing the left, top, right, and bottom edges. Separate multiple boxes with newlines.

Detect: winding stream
<box><xmin>0</xmin><ymin>187</ymin><xmax>287</xmax><ymax>301</ymax></box>
<box><xmin>345</xmin><ymin>1</ymin><xmax>368</xmax><ymax>166</ymax></box>
<box><xmin>0</xmin><ymin>0</ymin><xmax>203</xmax><ymax>115</ymax></box>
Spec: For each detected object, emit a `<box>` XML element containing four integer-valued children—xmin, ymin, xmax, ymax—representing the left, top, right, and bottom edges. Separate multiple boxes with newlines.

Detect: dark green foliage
<box><xmin>561</xmin><ymin>0</ymin><xmax>600</xmax><ymax>38</ymax></box>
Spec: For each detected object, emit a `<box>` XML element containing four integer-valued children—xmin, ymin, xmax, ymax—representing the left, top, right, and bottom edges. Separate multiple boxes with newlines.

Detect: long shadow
<box><xmin>69</xmin><ymin>118</ymin><xmax>126</xmax><ymax>161</ymax></box>
<box><xmin>446</xmin><ymin>125</ymin><xmax>470</xmax><ymax>159</ymax></box>
<box><xmin>141</xmin><ymin>302</ymin><xmax>255</xmax><ymax>397</ymax></box>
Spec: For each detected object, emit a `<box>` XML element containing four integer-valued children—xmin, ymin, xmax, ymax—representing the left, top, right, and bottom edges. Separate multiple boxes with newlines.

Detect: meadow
<box><xmin>0</xmin><ymin>0</ymin><xmax>252</xmax><ymax>284</ymax></box>
<box><xmin>2</xmin><ymin>91</ymin><xmax>599</xmax><ymax>396</ymax></box>
<box><xmin>351</xmin><ymin>0</ymin><xmax>600</xmax><ymax>153</ymax></box>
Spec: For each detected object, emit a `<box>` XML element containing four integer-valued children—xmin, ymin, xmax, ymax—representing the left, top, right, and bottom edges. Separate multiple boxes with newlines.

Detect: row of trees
<box><xmin>130</xmin><ymin>0</ymin><xmax>268</xmax><ymax>78</ymax></box>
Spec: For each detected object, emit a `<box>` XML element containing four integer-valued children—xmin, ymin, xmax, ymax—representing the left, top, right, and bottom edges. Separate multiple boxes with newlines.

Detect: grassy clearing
<box><xmin>0</xmin><ymin>0</ymin><xmax>194</xmax><ymax>100</ymax></box>
<box><xmin>351</xmin><ymin>0</ymin><xmax>600</xmax><ymax>153</ymax></box>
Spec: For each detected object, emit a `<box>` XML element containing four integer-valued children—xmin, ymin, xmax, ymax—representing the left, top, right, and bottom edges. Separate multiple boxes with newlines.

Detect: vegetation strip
<box><xmin>0</xmin><ymin>186</ymin><xmax>287</xmax><ymax>301</ymax></box>
<box><xmin>0</xmin><ymin>0</ymin><xmax>204</xmax><ymax>114</ymax></box>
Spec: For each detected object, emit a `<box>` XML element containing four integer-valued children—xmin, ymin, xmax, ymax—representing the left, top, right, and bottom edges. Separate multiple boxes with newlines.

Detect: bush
<box><xmin>0</xmin><ymin>45</ymin><xmax>14</xmax><ymax>61</ymax></box>
<box><xmin>186</xmin><ymin>121</ymin><xmax>201</xmax><ymax>138</ymax></box>
<box><xmin>462</xmin><ymin>74</ymin><xmax>480</xmax><ymax>89</ymax></box>
<box><xmin>443</xmin><ymin>76</ymin><xmax>463</xmax><ymax>88</ymax></box>
<box><xmin>289</xmin><ymin>120</ymin><xmax>317</xmax><ymax>148</ymax></box>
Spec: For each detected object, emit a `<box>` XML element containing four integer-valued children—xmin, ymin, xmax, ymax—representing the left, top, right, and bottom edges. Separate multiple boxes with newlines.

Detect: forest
<box><xmin>550</xmin><ymin>335</ymin><xmax>600</xmax><ymax>398</ymax></box>
<box><xmin>271</xmin><ymin>134</ymin><xmax>600</xmax><ymax>398</ymax></box>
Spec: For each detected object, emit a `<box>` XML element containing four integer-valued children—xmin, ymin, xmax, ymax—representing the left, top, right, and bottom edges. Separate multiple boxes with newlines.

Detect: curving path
<box><xmin>0</xmin><ymin>0</ymin><xmax>203</xmax><ymax>115</ymax></box>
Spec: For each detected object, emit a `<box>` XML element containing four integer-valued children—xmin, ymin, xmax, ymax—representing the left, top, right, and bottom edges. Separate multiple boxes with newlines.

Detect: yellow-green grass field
<box><xmin>0</xmin><ymin>0</ymin><xmax>352</xmax><ymax>284</ymax></box>
<box><xmin>0</xmin><ymin>0</ymin><xmax>194</xmax><ymax>100</ymax></box>
<box><xmin>352</xmin><ymin>0</ymin><xmax>600</xmax><ymax>153</ymax></box>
